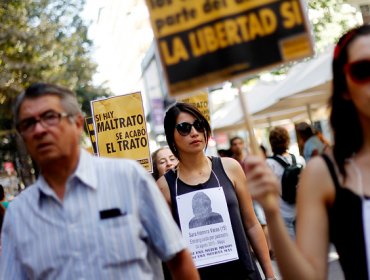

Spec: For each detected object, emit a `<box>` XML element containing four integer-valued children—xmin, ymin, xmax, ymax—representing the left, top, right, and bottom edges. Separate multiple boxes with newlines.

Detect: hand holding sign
<box><xmin>244</xmin><ymin>155</ymin><xmax>280</xmax><ymax>214</ymax></box>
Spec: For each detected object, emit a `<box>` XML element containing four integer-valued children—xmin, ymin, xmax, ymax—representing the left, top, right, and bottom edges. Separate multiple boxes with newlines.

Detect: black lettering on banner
<box><xmin>96</xmin><ymin>114</ymin><xmax>145</xmax><ymax>132</ymax></box>
<box><xmin>106</xmin><ymin>142</ymin><xmax>116</xmax><ymax>154</ymax></box>
<box><xmin>148</xmin><ymin>0</ymin><xmax>173</xmax><ymax>9</ymax></box>
<box><xmin>117</xmin><ymin>137</ymin><xmax>148</xmax><ymax>151</ymax></box>
<box><xmin>156</xmin><ymin>7</ymin><xmax>197</xmax><ymax>34</ymax></box>
<box><xmin>102</xmin><ymin>111</ymin><xmax>114</xmax><ymax>120</ymax></box>
<box><xmin>137</xmin><ymin>158</ymin><xmax>149</xmax><ymax>164</ymax></box>
<box><xmin>116</xmin><ymin>132</ymin><xmax>123</xmax><ymax>140</ymax></box>
<box><xmin>203</xmin><ymin>0</ymin><xmax>227</xmax><ymax>13</ymax></box>
<box><xmin>125</xmin><ymin>128</ymin><xmax>146</xmax><ymax>138</ymax></box>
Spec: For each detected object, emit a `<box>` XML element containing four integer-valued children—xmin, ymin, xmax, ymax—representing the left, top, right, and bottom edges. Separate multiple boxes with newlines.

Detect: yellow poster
<box><xmin>91</xmin><ymin>93</ymin><xmax>153</xmax><ymax>172</ymax></box>
<box><xmin>179</xmin><ymin>91</ymin><xmax>210</xmax><ymax>124</ymax></box>
<box><xmin>84</xmin><ymin>117</ymin><xmax>98</xmax><ymax>155</ymax></box>
<box><xmin>145</xmin><ymin>0</ymin><xmax>313</xmax><ymax>95</ymax></box>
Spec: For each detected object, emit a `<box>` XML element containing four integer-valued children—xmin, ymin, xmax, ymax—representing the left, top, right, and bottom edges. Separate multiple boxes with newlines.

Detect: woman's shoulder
<box><xmin>299</xmin><ymin>154</ymin><xmax>336</xmax><ymax>204</ymax></box>
<box><xmin>219</xmin><ymin>156</ymin><xmax>242</xmax><ymax>170</ymax></box>
<box><xmin>219</xmin><ymin>156</ymin><xmax>239</xmax><ymax>164</ymax></box>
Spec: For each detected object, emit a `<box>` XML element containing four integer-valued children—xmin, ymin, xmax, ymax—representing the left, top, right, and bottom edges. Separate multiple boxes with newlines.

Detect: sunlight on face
<box><xmin>156</xmin><ymin>148</ymin><xmax>178</xmax><ymax>176</ymax></box>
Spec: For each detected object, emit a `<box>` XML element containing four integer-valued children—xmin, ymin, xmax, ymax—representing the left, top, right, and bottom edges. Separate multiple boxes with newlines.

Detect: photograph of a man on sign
<box><xmin>145</xmin><ymin>0</ymin><xmax>313</xmax><ymax>96</ymax></box>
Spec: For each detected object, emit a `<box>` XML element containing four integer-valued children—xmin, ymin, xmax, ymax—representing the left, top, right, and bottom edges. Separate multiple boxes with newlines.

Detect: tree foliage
<box><xmin>0</xmin><ymin>0</ymin><xmax>110</xmax><ymax>184</ymax></box>
<box><xmin>308</xmin><ymin>0</ymin><xmax>360</xmax><ymax>51</ymax></box>
<box><xmin>0</xmin><ymin>0</ymin><xmax>110</xmax><ymax>125</ymax></box>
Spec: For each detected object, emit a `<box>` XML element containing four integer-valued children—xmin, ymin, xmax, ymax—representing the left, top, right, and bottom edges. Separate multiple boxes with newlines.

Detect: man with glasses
<box><xmin>0</xmin><ymin>83</ymin><xmax>198</xmax><ymax>280</ymax></box>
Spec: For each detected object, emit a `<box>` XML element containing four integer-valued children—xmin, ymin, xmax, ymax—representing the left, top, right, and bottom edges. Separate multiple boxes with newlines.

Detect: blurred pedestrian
<box><xmin>229</xmin><ymin>136</ymin><xmax>248</xmax><ymax>170</ymax></box>
<box><xmin>230</xmin><ymin>136</ymin><xmax>273</xmax><ymax>259</ymax></box>
<box><xmin>217</xmin><ymin>149</ymin><xmax>232</xmax><ymax>157</ymax></box>
<box><xmin>152</xmin><ymin>146</ymin><xmax>178</xmax><ymax>180</ymax></box>
<box><xmin>246</xmin><ymin>24</ymin><xmax>370</xmax><ymax>279</ymax></box>
<box><xmin>296</xmin><ymin>122</ymin><xmax>325</xmax><ymax>161</ymax></box>
<box><xmin>266</xmin><ymin>126</ymin><xmax>305</xmax><ymax>239</ymax></box>
<box><xmin>0</xmin><ymin>83</ymin><xmax>199</xmax><ymax>280</ymax></box>
<box><xmin>157</xmin><ymin>103</ymin><xmax>276</xmax><ymax>280</ymax></box>
<box><xmin>151</xmin><ymin>146</ymin><xmax>179</xmax><ymax>280</ymax></box>
<box><xmin>260</xmin><ymin>145</ymin><xmax>268</xmax><ymax>158</ymax></box>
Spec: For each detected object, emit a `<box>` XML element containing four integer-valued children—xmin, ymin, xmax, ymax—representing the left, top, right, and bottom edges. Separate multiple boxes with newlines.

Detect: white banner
<box><xmin>176</xmin><ymin>187</ymin><xmax>238</xmax><ymax>268</ymax></box>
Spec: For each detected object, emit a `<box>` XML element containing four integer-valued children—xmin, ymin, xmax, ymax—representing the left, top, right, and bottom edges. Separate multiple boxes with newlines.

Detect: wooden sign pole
<box><xmin>235</xmin><ymin>80</ymin><xmax>262</xmax><ymax>157</ymax></box>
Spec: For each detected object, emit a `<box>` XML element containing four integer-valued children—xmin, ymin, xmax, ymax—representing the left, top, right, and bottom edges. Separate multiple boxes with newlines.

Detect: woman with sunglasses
<box><xmin>246</xmin><ymin>24</ymin><xmax>370</xmax><ymax>279</ymax></box>
<box><xmin>157</xmin><ymin>102</ymin><xmax>276</xmax><ymax>280</ymax></box>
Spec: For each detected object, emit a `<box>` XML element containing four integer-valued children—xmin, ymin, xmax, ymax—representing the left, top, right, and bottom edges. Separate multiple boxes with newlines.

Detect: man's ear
<box><xmin>74</xmin><ymin>113</ymin><xmax>84</xmax><ymax>131</ymax></box>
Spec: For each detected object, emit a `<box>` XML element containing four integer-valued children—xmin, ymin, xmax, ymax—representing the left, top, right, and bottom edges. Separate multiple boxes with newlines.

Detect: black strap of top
<box><xmin>321</xmin><ymin>154</ymin><xmax>341</xmax><ymax>190</ymax></box>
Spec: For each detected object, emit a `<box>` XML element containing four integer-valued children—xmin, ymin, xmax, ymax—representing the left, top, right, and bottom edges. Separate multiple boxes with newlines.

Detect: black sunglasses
<box><xmin>344</xmin><ymin>59</ymin><xmax>370</xmax><ymax>84</ymax></box>
<box><xmin>175</xmin><ymin>120</ymin><xmax>204</xmax><ymax>136</ymax></box>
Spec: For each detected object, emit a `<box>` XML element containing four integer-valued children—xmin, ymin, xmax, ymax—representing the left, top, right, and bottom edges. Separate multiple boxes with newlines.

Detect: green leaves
<box><xmin>0</xmin><ymin>0</ymin><xmax>110</xmax><ymax>181</ymax></box>
<box><xmin>0</xmin><ymin>0</ymin><xmax>109</xmax><ymax>127</ymax></box>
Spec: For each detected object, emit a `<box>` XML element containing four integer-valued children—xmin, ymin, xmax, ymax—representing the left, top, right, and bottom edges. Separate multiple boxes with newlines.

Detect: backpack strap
<box><xmin>270</xmin><ymin>155</ymin><xmax>290</xmax><ymax>168</ymax></box>
<box><xmin>290</xmin><ymin>154</ymin><xmax>297</xmax><ymax>165</ymax></box>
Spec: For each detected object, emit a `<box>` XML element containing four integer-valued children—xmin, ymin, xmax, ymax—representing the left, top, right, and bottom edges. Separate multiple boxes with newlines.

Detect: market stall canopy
<box><xmin>212</xmin><ymin>46</ymin><xmax>334</xmax><ymax>132</ymax></box>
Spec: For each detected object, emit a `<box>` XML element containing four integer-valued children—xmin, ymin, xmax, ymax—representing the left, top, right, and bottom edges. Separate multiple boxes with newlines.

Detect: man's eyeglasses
<box><xmin>175</xmin><ymin>120</ymin><xmax>204</xmax><ymax>136</ymax></box>
<box><xmin>344</xmin><ymin>59</ymin><xmax>370</xmax><ymax>84</ymax></box>
<box><xmin>17</xmin><ymin>111</ymin><xmax>70</xmax><ymax>136</ymax></box>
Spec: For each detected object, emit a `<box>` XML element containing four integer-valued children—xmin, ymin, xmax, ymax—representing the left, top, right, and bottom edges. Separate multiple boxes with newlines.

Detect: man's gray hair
<box><xmin>13</xmin><ymin>83</ymin><xmax>82</xmax><ymax>126</ymax></box>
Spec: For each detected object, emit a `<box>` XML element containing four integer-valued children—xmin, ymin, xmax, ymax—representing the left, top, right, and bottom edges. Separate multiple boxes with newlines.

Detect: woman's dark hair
<box><xmin>269</xmin><ymin>126</ymin><xmax>290</xmax><ymax>155</ymax></box>
<box><xmin>331</xmin><ymin>24</ymin><xmax>370</xmax><ymax>177</ymax></box>
<box><xmin>164</xmin><ymin>102</ymin><xmax>211</xmax><ymax>160</ymax></box>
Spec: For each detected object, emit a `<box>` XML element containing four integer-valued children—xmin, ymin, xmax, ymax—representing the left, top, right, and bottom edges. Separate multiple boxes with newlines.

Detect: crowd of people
<box><xmin>0</xmin><ymin>24</ymin><xmax>369</xmax><ymax>279</ymax></box>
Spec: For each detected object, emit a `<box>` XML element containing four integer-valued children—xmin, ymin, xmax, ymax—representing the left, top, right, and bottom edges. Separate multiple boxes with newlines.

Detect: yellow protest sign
<box><xmin>84</xmin><ymin>117</ymin><xmax>97</xmax><ymax>155</ymax></box>
<box><xmin>145</xmin><ymin>0</ymin><xmax>313</xmax><ymax>95</ymax></box>
<box><xmin>91</xmin><ymin>93</ymin><xmax>153</xmax><ymax>172</ymax></box>
<box><xmin>178</xmin><ymin>91</ymin><xmax>210</xmax><ymax>124</ymax></box>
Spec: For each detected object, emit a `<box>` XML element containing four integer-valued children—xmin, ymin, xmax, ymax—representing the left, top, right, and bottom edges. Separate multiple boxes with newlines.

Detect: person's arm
<box><xmin>245</xmin><ymin>155</ymin><xmax>332</xmax><ymax>280</ymax></box>
<box><xmin>222</xmin><ymin>158</ymin><xmax>275</xmax><ymax>279</ymax></box>
<box><xmin>156</xmin><ymin>176</ymin><xmax>172</xmax><ymax>208</ymax></box>
<box><xmin>166</xmin><ymin>249</ymin><xmax>200</xmax><ymax>280</ymax></box>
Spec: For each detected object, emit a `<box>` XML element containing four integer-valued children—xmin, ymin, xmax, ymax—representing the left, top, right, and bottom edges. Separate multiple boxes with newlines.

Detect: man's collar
<box><xmin>72</xmin><ymin>149</ymin><xmax>98</xmax><ymax>190</ymax></box>
<box><xmin>36</xmin><ymin>149</ymin><xmax>98</xmax><ymax>199</ymax></box>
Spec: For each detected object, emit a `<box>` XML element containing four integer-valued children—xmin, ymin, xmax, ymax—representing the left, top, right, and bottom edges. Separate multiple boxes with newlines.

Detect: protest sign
<box><xmin>85</xmin><ymin>117</ymin><xmax>98</xmax><ymax>155</ymax></box>
<box><xmin>91</xmin><ymin>92</ymin><xmax>153</xmax><ymax>172</ymax></box>
<box><xmin>179</xmin><ymin>91</ymin><xmax>211</xmax><ymax>124</ymax></box>
<box><xmin>145</xmin><ymin>0</ymin><xmax>313</xmax><ymax>96</ymax></box>
<box><xmin>176</xmin><ymin>187</ymin><xmax>238</xmax><ymax>267</ymax></box>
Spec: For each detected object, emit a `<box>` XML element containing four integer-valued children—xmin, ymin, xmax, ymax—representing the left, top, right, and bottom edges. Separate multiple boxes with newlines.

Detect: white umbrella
<box><xmin>212</xmin><ymin>46</ymin><xmax>333</xmax><ymax>132</ymax></box>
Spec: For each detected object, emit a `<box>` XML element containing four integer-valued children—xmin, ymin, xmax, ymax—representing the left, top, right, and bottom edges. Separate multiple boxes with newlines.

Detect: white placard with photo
<box><xmin>176</xmin><ymin>187</ymin><xmax>238</xmax><ymax>268</ymax></box>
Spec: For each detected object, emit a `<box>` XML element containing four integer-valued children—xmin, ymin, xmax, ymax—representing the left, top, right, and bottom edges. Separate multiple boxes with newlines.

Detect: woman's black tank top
<box><xmin>165</xmin><ymin>157</ymin><xmax>261</xmax><ymax>280</ymax></box>
<box><xmin>322</xmin><ymin>154</ymin><xmax>368</xmax><ymax>279</ymax></box>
